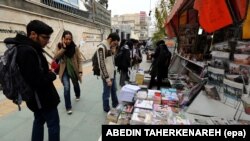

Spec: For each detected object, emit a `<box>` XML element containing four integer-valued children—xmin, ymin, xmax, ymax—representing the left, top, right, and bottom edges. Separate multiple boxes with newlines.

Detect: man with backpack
<box><xmin>96</xmin><ymin>32</ymin><xmax>120</xmax><ymax>112</ymax></box>
<box><xmin>3</xmin><ymin>20</ymin><xmax>60</xmax><ymax>141</ymax></box>
<box><xmin>131</xmin><ymin>39</ymin><xmax>142</xmax><ymax>71</ymax></box>
<box><xmin>148</xmin><ymin>40</ymin><xmax>172</xmax><ymax>90</ymax></box>
<box><xmin>115</xmin><ymin>40</ymin><xmax>132</xmax><ymax>87</ymax></box>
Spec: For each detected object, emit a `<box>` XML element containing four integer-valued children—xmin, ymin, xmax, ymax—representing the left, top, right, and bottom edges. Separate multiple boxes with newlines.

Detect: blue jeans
<box><xmin>102</xmin><ymin>78</ymin><xmax>118</xmax><ymax>112</ymax></box>
<box><xmin>32</xmin><ymin>107</ymin><xmax>60</xmax><ymax>141</ymax></box>
<box><xmin>62</xmin><ymin>71</ymin><xmax>80</xmax><ymax>110</ymax></box>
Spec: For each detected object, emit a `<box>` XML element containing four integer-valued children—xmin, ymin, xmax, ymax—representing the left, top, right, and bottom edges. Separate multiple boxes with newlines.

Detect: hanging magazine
<box><xmin>223</xmin><ymin>78</ymin><xmax>244</xmax><ymax>100</ymax></box>
<box><xmin>210</xmin><ymin>51</ymin><xmax>230</xmax><ymax>70</ymax></box>
<box><xmin>207</xmin><ymin>66</ymin><xmax>225</xmax><ymax>85</ymax></box>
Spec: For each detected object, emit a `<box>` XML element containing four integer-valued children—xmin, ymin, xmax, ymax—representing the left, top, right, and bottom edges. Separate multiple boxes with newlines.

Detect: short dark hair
<box><xmin>130</xmin><ymin>38</ymin><xmax>139</xmax><ymax>44</ymax></box>
<box><xmin>26</xmin><ymin>20</ymin><xmax>53</xmax><ymax>36</ymax></box>
<box><xmin>126</xmin><ymin>40</ymin><xmax>133</xmax><ymax>49</ymax></box>
<box><xmin>107</xmin><ymin>32</ymin><xmax>120</xmax><ymax>42</ymax></box>
<box><xmin>62</xmin><ymin>30</ymin><xmax>73</xmax><ymax>39</ymax></box>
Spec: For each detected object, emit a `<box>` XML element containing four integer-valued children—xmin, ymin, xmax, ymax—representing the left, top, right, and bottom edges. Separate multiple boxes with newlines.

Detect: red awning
<box><xmin>165</xmin><ymin>22</ymin><xmax>176</xmax><ymax>37</ymax></box>
<box><xmin>193</xmin><ymin>0</ymin><xmax>233</xmax><ymax>33</ymax></box>
<box><xmin>165</xmin><ymin>0</ymin><xmax>190</xmax><ymax>37</ymax></box>
<box><xmin>230</xmin><ymin>0</ymin><xmax>248</xmax><ymax>21</ymax></box>
<box><xmin>166</xmin><ymin>0</ymin><xmax>187</xmax><ymax>23</ymax></box>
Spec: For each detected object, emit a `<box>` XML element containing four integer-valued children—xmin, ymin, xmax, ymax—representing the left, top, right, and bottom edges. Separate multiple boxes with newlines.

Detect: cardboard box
<box><xmin>136</xmin><ymin>73</ymin><xmax>144</xmax><ymax>85</ymax></box>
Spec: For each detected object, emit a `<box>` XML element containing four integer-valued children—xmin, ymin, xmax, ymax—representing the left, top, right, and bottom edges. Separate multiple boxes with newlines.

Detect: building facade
<box><xmin>111</xmin><ymin>12</ymin><xmax>150</xmax><ymax>41</ymax></box>
<box><xmin>0</xmin><ymin>0</ymin><xmax>111</xmax><ymax>60</ymax></box>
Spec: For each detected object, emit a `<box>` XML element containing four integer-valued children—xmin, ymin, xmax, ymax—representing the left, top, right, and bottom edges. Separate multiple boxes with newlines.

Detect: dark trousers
<box><xmin>102</xmin><ymin>78</ymin><xmax>118</xmax><ymax>112</ymax></box>
<box><xmin>119</xmin><ymin>70</ymin><xmax>128</xmax><ymax>87</ymax></box>
<box><xmin>148</xmin><ymin>74</ymin><xmax>163</xmax><ymax>90</ymax></box>
<box><xmin>32</xmin><ymin>107</ymin><xmax>60</xmax><ymax>141</ymax></box>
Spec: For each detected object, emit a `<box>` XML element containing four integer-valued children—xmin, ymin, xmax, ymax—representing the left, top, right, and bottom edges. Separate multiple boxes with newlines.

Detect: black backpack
<box><xmin>114</xmin><ymin>48</ymin><xmax>123</xmax><ymax>68</ymax></box>
<box><xmin>0</xmin><ymin>44</ymin><xmax>40</xmax><ymax>110</ymax></box>
<box><xmin>92</xmin><ymin>43</ymin><xmax>110</xmax><ymax>76</ymax></box>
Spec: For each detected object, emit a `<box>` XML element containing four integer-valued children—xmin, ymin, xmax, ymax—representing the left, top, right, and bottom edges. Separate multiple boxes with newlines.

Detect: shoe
<box><xmin>112</xmin><ymin>103</ymin><xmax>118</xmax><ymax>108</ymax></box>
<box><xmin>67</xmin><ymin>109</ymin><xmax>72</xmax><ymax>115</ymax></box>
<box><xmin>76</xmin><ymin>97</ymin><xmax>80</xmax><ymax>101</ymax></box>
<box><xmin>104</xmin><ymin>109</ymin><xmax>110</xmax><ymax>113</ymax></box>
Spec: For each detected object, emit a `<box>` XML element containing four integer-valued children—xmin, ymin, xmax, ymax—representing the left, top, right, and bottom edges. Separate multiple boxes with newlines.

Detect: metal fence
<box><xmin>41</xmin><ymin>0</ymin><xmax>90</xmax><ymax>19</ymax></box>
<box><xmin>40</xmin><ymin>0</ymin><xmax>111</xmax><ymax>25</ymax></box>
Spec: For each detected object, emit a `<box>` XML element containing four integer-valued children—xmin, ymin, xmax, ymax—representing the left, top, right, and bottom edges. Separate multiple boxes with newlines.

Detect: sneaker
<box><xmin>104</xmin><ymin>108</ymin><xmax>110</xmax><ymax>113</ymax></box>
<box><xmin>76</xmin><ymin>97</ymin><xmax>80</xmax><ymax>101</ymax></box>
<box><xmin>67</xmin><ymin>109</ymin><xmax>72</xmax><ymax>115</ymax></box>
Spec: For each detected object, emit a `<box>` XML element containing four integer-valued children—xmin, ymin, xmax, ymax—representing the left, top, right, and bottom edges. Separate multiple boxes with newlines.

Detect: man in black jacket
<box><xmin>4</xmin><ymin>20</ymin><xmax>60</xmax><ymax>141</ymax></box>
<box><xmin>117</xmin><ymin>40</ymin><xmax>132</xmax><ymax>87</ymax></box>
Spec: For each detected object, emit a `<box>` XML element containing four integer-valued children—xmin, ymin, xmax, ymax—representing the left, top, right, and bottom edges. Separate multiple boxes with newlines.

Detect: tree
<box><xmin>152</xmin><ymin>0</ymin><xmax>175</xmax><ymax>45</ymax></box>
<box><xmin>167</xmin><ymin>0</ymin><xmax>176</xmax><ymax>13</ymax></box>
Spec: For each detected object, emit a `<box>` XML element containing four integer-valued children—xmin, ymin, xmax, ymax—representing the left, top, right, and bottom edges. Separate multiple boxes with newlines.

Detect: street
<box><xmin>0</xmin><ymin>55</ymin><xmax>151</xmax><ymax>141</ymax></box>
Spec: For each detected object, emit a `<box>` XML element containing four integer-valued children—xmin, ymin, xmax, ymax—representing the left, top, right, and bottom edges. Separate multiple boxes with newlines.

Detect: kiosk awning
<box><xmin>165</xmin><ymin>0</ymin><xmax>192</xmax><ymax>37</ymax></box>
<box><xmin>166</xmin><ymin>0</ymin><xmax>187</xmax><ymax>23</ymax></box>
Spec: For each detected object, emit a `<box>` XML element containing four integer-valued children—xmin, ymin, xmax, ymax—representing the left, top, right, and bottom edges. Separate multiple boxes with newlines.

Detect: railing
<box><xmin>94</xmin><ymin>2</ymin><xmax>111</xmax><ymax>26</ymax></box>
<box><xmin>40</xmin><ymin>0</ymin><xmax>111</xmax><ymax>26</ymax></box>
<box><xmin>41</xmin><ymin>0</ymin><xmax>90</xmax><ymax>19</ymax></box>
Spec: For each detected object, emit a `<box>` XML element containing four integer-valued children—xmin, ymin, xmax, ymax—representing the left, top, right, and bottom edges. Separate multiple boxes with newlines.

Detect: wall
<box><xmin>0</xmin><ymin>0</ymin><xmax>111</xmax><ymax>60</ymax></box>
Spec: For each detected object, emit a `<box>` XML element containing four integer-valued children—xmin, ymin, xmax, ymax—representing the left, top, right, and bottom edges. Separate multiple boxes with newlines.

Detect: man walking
<box><xmin>4</xmin><ymin>20</ymin><xmax>60</xmax><ymax>141</ymax></box>
<box><xmin>97</xmin><ymin>33</ymin><xmax>120</xmax><ymax>112</ymax></box>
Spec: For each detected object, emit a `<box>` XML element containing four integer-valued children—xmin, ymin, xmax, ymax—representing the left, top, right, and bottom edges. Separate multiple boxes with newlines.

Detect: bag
<box><xmin>129</xmin><ymin>68</ymin><xmax>137</xmax><ymax>82</ymax></box>
<box><xmin>0</xmin><ymin>44</ymin><xmax>39</xmax><ymax>110</ymax></box>
<box><xmin>132</xmin><ymin>48</ymin><xmax>142</xmax><ymax>65</ymax></box>
<box><xmin>51</xmin><ymin>59</ymin><xmax>60</xmax><ymax>74</ymax></box>
<box><xmin>92</xmin><ymin>43</ymin><xmax>110</xmax><ymax>76</ymax></box>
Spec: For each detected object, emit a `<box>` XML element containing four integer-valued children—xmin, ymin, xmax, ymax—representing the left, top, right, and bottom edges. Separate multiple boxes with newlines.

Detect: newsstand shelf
<box><xmin>187</xmin><ymin>91</ymin><xmax>250</xmax><ymax>120</ymax></box>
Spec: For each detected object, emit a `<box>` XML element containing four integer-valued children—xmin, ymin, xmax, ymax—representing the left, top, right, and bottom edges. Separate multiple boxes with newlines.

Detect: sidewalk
<box><xmin>0</xmin><ymin>55</ymin><xmax>152</xmax><ymax>141</ymax></box>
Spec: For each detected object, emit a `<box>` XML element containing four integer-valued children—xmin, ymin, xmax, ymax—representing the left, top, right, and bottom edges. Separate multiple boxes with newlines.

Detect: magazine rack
<box><xmin>207</xmin><ymin>66</ymin><xmax>225</xmax><ymax>92</ymax></box>
<box><xmin>241</xmin><ymin>94</ymin><xmax>250</xmax><ymax>115</ymax></box>
<box><xmin>236</xmin><ymin>75</ymin><xmax>250</xmax><ymax>119</ymax></box>
<box><xmin>169</xmin><ymin>53</ymin><xmax>205</xmax><ymax>82</ymax></box>
<box><xmin>168</xmin><ymin>53</ymin><xmax>206</xmax><ymax>107</ymax></box>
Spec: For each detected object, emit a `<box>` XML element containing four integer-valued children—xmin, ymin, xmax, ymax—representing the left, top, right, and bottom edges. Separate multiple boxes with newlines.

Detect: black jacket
<box><xmin>4</xmin><ymin>34</ymin><xmax>60</xmax><ymax>112</ymax></box>
<box><xmin>118</xmin><ymin>45</ymin><xmax>131</xmax><ymax>72</ymax></box>
<box><xmin>150</xmin><ymin>44</ymin><xmax>172</xmax><ymax>78</ymax></box>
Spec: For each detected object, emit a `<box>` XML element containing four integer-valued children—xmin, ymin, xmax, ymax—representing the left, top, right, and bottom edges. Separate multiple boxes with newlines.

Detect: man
<box><xmin>117</xmin><ymin>40</ymin><xmax>132</xmax><ymax>87</ymax></box>
<box><xmin>131</xmin><ymin>39</ymin><xmax>142</xmax><ymax>71</ymax></box>
<box><xmin>4</xmin><ymin>20</ymin><xmax>60</xmax><ymax>141</ymax></box>
<box><xmin>97</xmin><ymin>33</ymin><xmax>120</xmax><ymax>112</ymax></box>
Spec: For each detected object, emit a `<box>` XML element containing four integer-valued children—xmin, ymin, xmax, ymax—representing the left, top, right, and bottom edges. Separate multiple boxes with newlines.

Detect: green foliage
<box><xmin>152</xmin><ymin>0</ymin><xmax>176</xmax><ymax>46</ymax></box>
<box><xmin>167</xmin><ymin>0</ymin><xmax>176</xmax><ymax>12</ymax></box>
<box><xmin>152</xmin><ymin>0</ymin><xmax>168</xmax><ymax>46</ymax></box>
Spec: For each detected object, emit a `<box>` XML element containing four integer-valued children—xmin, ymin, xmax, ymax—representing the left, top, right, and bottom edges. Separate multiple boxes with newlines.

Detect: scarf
<box><xmin>66</xmin><ymin>57</ymin><xmax>77</xmax><ymax>82</ymax></box>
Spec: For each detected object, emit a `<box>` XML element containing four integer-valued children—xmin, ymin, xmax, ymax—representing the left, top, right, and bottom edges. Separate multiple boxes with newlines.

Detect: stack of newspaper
<box><xmin>118</xmin><ymin>84</ymin><xmax>140</xmax><ymax>102</ymax></box>
<box><xmin>130</xmin><ymin>108</ymin><xmax>153</xmax><ymax>125</ymax></box>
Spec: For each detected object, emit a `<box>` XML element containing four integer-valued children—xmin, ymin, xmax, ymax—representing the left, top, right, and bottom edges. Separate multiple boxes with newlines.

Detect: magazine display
<box><xmin>223</xmin><ymin>78</ymin><xmax>244</xmax><ymax>100</ymax></box>
<box><xmin>211</xmin><ymin>41</ymin><xmax>250</xmax><ymax>100</ymax></box>
<box><xmin>134</xmin><ymin>99</ymin><xmax>154</xmax><ymax>110</ymax></box>
<box><xmin>210</xmin><ymin>51</ymin><xmax>230</xmax><ymax>70</ymax></box>
<box><xmin>241</xmin><ymin>94</ymin><xmax>250</xmax><ymax>115</ymax></box>
<box><xmin>204</xmin><ymin>85</ymin><xmax>221</xmax><ymax>100</ymax></box>
<box><xmin>207</xmin><ymin>66</ymin><xmax>225</xmax><ymax>85</ymax></box>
